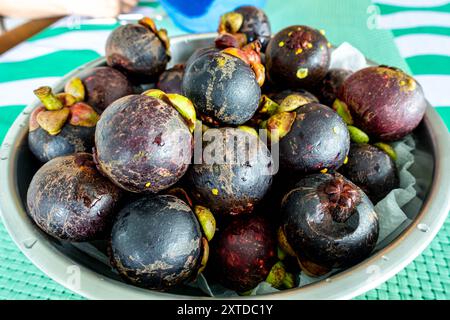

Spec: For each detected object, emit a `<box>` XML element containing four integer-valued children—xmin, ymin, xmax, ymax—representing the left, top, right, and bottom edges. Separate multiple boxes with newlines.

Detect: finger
<box><xmin>121</xmin><ymin>4</ymin><xmax>134</xmax><ymax>13</ymax></box>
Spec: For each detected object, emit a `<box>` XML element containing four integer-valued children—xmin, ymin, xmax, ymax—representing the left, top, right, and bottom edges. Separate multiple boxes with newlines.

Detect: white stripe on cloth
<box><xmin>416</xmin><ymin>75</ymin><xmax>450</xmax><ymax>107</ymax></box>
<box><xmin>378</xmin><ymin>11</ymin><xmax>450</xmax><ymax>29</ymax></box>
<box><xmin>0</xmin><ymin>77</ymin><xmax>61</xmax><ymax>107</ymax></box>
<box><xmin>373</xmin><ymin>0</ymin><xmax>450</xmax><ymax>7</ymax></box>
<box><xmin>394</xmin><ymin>34</ymin><xmax>450</xmax><ymax>57</ymax></box>
<box><xmin>0</xmin><ymin>31</ymin><xmax>110</xmax><ymax>63</ymax></box>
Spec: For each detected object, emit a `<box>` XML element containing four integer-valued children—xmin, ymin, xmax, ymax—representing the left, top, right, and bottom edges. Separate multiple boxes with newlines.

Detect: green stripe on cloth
<box><xmin>0</xmin><ymin>50</ymin><xmax>101</xmax><ymax>83</ymax></box>
<box><xmin>406</xmin><ymin>55</ymin><xmax>450</xmax><ymax>75</ymax></box>
<box><xmin>0</xmin><ymin>106</ymin><xmax>25</xmax><ymax>144</ymax></box>
<box><xmin>28</xmin><ymin>25</ymin><xmax>119</xmax><ymax>42</ymax></box>
<box><xmin>436</xmin><ymin>107</ymin><xmax>450</xmax><ymax>130</ymax></box>
<box><xmin>377</xmin><ymin>3</ymin><xmax>450</xmax><ymax>14</ymax></box>
<box><xmin>392</xmin><ymin>26</ymin><xmax>450</xmax><ymax>37</ymax></box>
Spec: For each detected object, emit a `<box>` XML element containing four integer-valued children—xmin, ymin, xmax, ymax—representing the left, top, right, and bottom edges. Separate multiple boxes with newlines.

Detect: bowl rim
<box><xmin>0</xmin><ymin>33</ymin><xmax>449</xmax><ymax>300</ymax></box>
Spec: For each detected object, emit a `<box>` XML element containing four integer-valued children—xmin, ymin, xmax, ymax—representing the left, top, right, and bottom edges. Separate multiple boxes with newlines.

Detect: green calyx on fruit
<box><xmin>142</xmin><ymin>89</ymin><xmax>197</xmax><ymax>133</ymax></box>
<box><xmin>238</xmin><ymin>125</ymin><xmax>258</xmax><ymax>137</ymax></box>
<box><xmin>218</xmin><ymin>12</ymin><xmax>244</xmax><ymax>34</ymax></box>
<box><xmin>258</xmin><ymin>95</ymin><xmax>280</xmax><ymax>116</ymax></box>
<box><xmin>333</xmin><ymin>99</ymin><xmax>353</xmax><ymax>125</ymax></box>
<box><xmin>277</xmin><ymin>246</ymin><xmax>287</xmax><ymax>261</ymax></box>
<box><xmin>266</xmin><ymin>261</ymin><xmax>294</xmax><ymax>289</ymax></box>
<box><xmin>374</xmin><ymin>142</ymin><xmax>397</xmax><ymax>161</ymax></box>
<box><xmin>282</xmin><ymin>272</ymin><xmax>295</xmax><ymax>289</ymax></box>
<box><xmin>194</xmin><ymin>205</ymin><xmax>216</xmax><ymax>241</ymax></box>
<box><xmin>34</xmin><ymin>86</ymin><xmax>64</xmax><ymax>111</ymax></box>
<box><xmin>29</xmin><ymin>106</ymin><xmax>46</xmax><ymax>132</ymax></box>
<box><xmin>262</xmin><ymin>111</ymin><xmax>296</xmax><ymax>143</ymax></box>
<box><xmin>197</xmin><ymin>237</ymin><xmax>209</xmax><ymax>275</ymax></box>
<box><xmin>138</xmin><ymin>17</ymin><xmax>170</xmax><ymax>56</ymax></box>
<box><xmin>36</xmin><ymin>107</ymin><xmax>70</xmax><ymax>135</ymax></box>
<box><xmin>64</xmin><ymin>77</ymin><xmax>85</xmax><ymax>102</ymax></box>
<box><xmin>278</xmin><ymin>94</ymin><xmax>314</xmax><ymax>113</ymax></box>
<box><xmin>277</xmin><ymin>227</ymin><xmax>296</xmax><ymax>257</ymax></box>
<box><xmin>348</xmin><ymin>125</ymin><xmax>370</xmax><ymax>144</ymax></box>
<box><xmin>69</xmin><ymin>102</ymin><xmax>100</xmax><ymax>127</ymax></box>
<box><xmin>57</xmin><ymin>93</ymin><xmax>77</xmax><ymax>107</ymax></box>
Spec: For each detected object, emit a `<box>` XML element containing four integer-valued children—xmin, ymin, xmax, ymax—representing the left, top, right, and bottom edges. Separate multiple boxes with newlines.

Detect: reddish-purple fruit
<box><xmin>338</xmin><ymin>66</ymin><xmax>427</xmax><ymax>141</ymax></box>
<box><xmin>265</xmin><ymin>25</ymin><xmax>331</xmax><ymax>90</ymax></box>
<box><xmin>317</xmin><ymin>68</ymin><xmax>353</xmax><ymax>106</ymax></box>
<box><xmin>211</xmin><ymin>216</ymin><xmax>277</xmax><ymax>292</ymax></box>
<box><xmin>156</xmin><ymin>64</ymin><xmax>184</xmax><ymax>94</ymax></box>
<box><xmin>281</xmin><ymin>173</ymin><xmax>378</xmax><ymax>272</ymax></box>
<box><xmin>26</xmin><ymin>153</ymin><xmax>121</xmax><ymax>241</ymax></box>
<box><xmin>341</xmin><ymin>143</ymin><xmax>399</xmax><ymax>203</ymax></box>
<box><xmin>94</xmin><ymin>94</ymin><xmax>192</xmax><ymax>193</ymax></box>
<box><xmin>80</xmin><ymin>66</ymin><xmax>134</xmax><ymax>112</ymax></box>
<box><xmin>105</xmin><ymin>17</ymin><xmax>170</xmax><ymax>82</ymax></box>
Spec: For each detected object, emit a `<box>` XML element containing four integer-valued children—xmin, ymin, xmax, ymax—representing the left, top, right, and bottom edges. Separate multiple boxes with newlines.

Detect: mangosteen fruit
<box><xmin>182</xmin><ymin>45</ymin><xmax>263</xmax><ymax>126</ymax></box>
<box><xmin>280</xmin><ymin>173</ymin><xmax>379</xmax><ymax>273</ymax></box>
<box><xmin>105</xmin><ymin>17</ymin><xmax>170</xmax><ymax>82</ymax></box>
<box><xmin>109</xmin><ymin>195</ymin><xmax>203</xmax><ymax>290</ymax></box>
<box><xmin>186</xmin><ymin>127</ymin><xmax>273</xmax><ymax>216</ymax></box>
<box><xmin>185</xmin><ymin>47</ymin><xmax>219</xmax><ymax>70</ymax></box>
<box><xmin>79</xmin><ymin>66</ymin><xmax>134</xmax><ymax>112</ymax></box>
<box><xmin>265</xmin><ymin>25</ymin><xmax>331</xmax><ymax>90</ymax></box>
<box><xmin>217</xmin><ymin>5</ymin><xmax>271</xmax><ymax>51</ymax></box>
<box><xmin>317</xmin><ymin>68</ymin><xmax>353</xmax><ymax>106</ymax></box>
<box><xmin>338</xmin><ymin>66</ymin><xmax>427</xmax><ymax>141</ymax></box>
<box><xmin>156</xmin><ymin>64</ymin><xmax>184</xmax><ymax>94</ymax></box>
<box><xmin>211</xmin><ymin>215</ymin><xmax>277</xmax><ymax>292</ymax></box>
<box><xmin>27</xmin><ymin>153</ymin><xmax>121</xmax><ymax>241</ymax></box>
<box><xmin>341</xmin><ymin>143</ymin><xmax>399</xmax><ymax>203</ymax></box>
<box><xmin>262</xmin><ymin>102</ymin><xmax>349</xmax><ymax>174</ymax></box>
<box><xmin>28</xmin><ymin>86</ymin><xmax>99</xmax><ymax>163</ymax></box>
<box><xmin>94</xmin><ymin>93</ymin><xmax>195</xmax><ymax>193</ymax></box>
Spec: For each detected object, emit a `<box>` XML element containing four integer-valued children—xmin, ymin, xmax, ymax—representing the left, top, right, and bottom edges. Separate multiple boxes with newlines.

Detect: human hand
<box><xmin>64</xmin><ymin>0</ymin><xmax>139</xmax><ymax>18</ymax></box>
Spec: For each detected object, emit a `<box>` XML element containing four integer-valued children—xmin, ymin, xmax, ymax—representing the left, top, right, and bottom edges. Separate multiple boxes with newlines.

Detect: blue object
<box><xmin>160</xmin><ymin>0</ymin><xmax>267</xmax><ymax>33</ymax></box>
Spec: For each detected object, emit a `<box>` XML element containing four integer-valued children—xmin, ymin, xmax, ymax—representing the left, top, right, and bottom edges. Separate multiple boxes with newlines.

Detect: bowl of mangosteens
<box><xmin>0</xmin><ymin>11</ymin><xmax>449</xmax><ymax>300</ymax></box>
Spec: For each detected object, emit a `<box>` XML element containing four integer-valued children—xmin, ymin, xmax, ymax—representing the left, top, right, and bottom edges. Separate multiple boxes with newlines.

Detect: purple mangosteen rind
<box><xmin>338</xmin><ymin>66</ymin><xmax>427</xmax><ymax>141</ymax></box>
<box><xmin>281</xmin><ymin>173</ymin><xmax>379</xmax><ymax>270</ymax></box>
<box><xmin>211</xmin><ymin>215</ymin><xmax>277</xmax><ymax>292</ymax></box>
<box><xmin>80</xmin><ymin>66</ymin><xmax>134</xmax><ymax>112</ymax></box>
<box><xmin>278</xmin><ymin>103</ymin><xmax>350</xmax><ymax>173</ymax></box>
<box><xmin>318</xmin><ymin>68</ymin><xmax>353</xmax><ymax>107</ymax></box>
<box><xmin>234</xmin><ymin>5</ymin><xmax>271</xmax><ymax>51</ymax></box>
<box><xmin>26</xmin><ymin>153</ymin><xmax>122</xmax><ymax>241</ymax></box>
<box><xmin>156</xmin><ymin>64</ymin><xmax>185</xmax><ymax>95</ymax></box>
<box><xmin>265</xmin><ymin>25</ymin><xmax>331</xmax><ymax>90</ymax></box>
<box><xmin>109</xmin><ymin>195</ymin><xmax>202</xmax><ymax>290</ymax></box>
<box><xmin>94</xmin><ymin>94</ymin><xmax>193</xmax><ymax>193</ymax></box>
<box><xmin>341</xmin><ymin>143</ymin><xmax>399</xmax><ymax>203</ymax></box>
<box><xmin>186</xmin><ymin>128</ymin><xmax>273</xmax><ymax>216</ymax></box>
<box><xmin>182</xmin><ymin>51</ymin><xmax>261</xmax><ymax>126</ymax></box>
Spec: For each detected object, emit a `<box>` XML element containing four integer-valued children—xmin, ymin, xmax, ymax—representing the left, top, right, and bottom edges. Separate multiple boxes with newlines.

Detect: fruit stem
<box><xmin>33</xmin><ymin>86</ymin><xmax>63</xmax><ymax>111</ymax></box>
<box><xmin>323</xmin><ymin>176</ymin><xmax>361</xmax><ymax>223</ymax></box>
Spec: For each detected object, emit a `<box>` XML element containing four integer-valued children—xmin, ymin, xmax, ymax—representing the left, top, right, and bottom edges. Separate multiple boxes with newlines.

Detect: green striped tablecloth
<box><xmin>0</xmin><ymin>0</ymin><xmax>448</xmax><ymax>300</ymax></box>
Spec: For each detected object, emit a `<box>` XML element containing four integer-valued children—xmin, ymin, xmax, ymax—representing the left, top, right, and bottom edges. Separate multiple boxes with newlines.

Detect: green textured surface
<box><xmin>0</xmin><ymin>0</ymin><xmax>449</xmax><ymax>300</ymax></box>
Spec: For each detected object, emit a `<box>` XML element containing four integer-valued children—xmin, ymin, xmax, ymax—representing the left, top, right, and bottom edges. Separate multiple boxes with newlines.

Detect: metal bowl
<box><xmin>1</xmin><ymin>34</ymin><xmax>449</xmax><ymax>300</ymax></box>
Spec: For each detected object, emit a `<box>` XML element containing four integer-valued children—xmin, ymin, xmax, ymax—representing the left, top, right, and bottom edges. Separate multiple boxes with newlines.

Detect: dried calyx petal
<box><xmin>57</xmin><ymin>93</ymin><xmax>77</xmax><ymax>107</ymax></box>
<box><xmin>64</xmin><ymin>77</ymin><xmax>85</xmax><ymax>102</ymax></box>
<box><xmin>143</xmin><ymin>89</ymin><xmax>197</xmax><ymax>133</ymax></box>
<box><xmin>333</xmin><ymin>99</ymin><xmax>353</xmax><ymax>125</ymax></box>
<box><xmin>258</xmin><ymin>95</ymin><xmax>280</xmax><ymax>116</ymax></box>
<box><xmin>166</xmin><ymin>187</ymin><xmax>193</xmax><ymax>207</ymax></box>
<box><xmin>36</xmin><ymin>107</ymin><xmax>70</xmax><ymax>135</ymax></box>
<box><xmin>218</xmin><ymin>12</ymin><xmax>244</xmax><ymax>34</ymax></box>
<box><xmin>266</xmin><ymin>261</ymin><xmax>286</xmax><ymax>289</ymax></box>
<box><xmin>29</xmin><ymin>106</ymin><xmax>46</xmax><ymax>132</ymax></box>
<box><xmin>197</xmin><ymin>237</ymin><xmax>209</xmax><ymax>275</ymax></box>
<box><xmin>263</xmin><ymin>111</ymin><xmax>296</xmax><ymax>143</ymax></box>
<box><xmin>194</xmin><ymin>205</ymin><xmax>216</xmax><ymax>241</ymax></box>
<box><xmin>215</xmin><ymin>32</ymin><xmax>247</xmax><ymax>49</ymax></box>
<box><xmin>347</xmin><ymin>125</ymin><xmax>370</xmax><ymax>144</ymax></box>
<box><xmin>34</xmin><ymin>86</ymin><xmax>64</xmax><ymax>111</ymax></box>
<box><xmin>238</xmin><ymin>125</ymin><xmax>258</xmax><ymax>137</ymax></box>
<box><xmin>323</xmin><ymin>176</ymin><xmax>361</xmax><ymax>223</ymax></box>
<box><xmin>69</xmin><ymin>102</ymin><xmax>100</xmax><ymax>127</ymax></box>
<box><xmin>139</xmin><ymin>17</ymin><xmax>170</xmax><ymax>56</ymax></box>
<box><xmin>374</xmin><ymin>142</ymin><xmax>397</xmax><ymax>161</ymax></box>
<box><xmin>278</xmin><ymin>94</ymin><xmax>314</xmax><ymax>113</ymax></box>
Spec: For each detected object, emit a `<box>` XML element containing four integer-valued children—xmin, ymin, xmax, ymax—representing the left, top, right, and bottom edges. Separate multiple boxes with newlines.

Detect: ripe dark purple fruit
<box><xmin>265</xmin><ymin>25</ymin><xmax>331</xmax><ymax>90</ymax></box>
<box><xmin>80</xmin><ymin>66</ymin><xmax>134</xmax><ymax>112</ymax></box>
<box><xmin>94</xmin><ymin>94</ymin><xmax>193</xmax><ymax>193</ymax></box>
<box><xmin>338</xmin><ymin>66</ymin><xmax>427</xmax><ymax>141</ymax></box>
<box><xmin>110</xmin><ymin>195</ymin><xmax>203</xmax><ymax>290</ymax></box>
<box><xmin>341</xmin><ymin>143</ymin><xmax>399</xmax><ymax>203</ymax></box>
<box><xmin>211</xmin><ymin>215</ymin><xmax>277</xmax><ymax>292</ymax></box>
<box><xmin>187</xmin><ymin>128</ymin><xmax>273</xmax><ymax>216</ymax></box>
<box><xmin>281</xmin><ymin>173</ymin><xmax>378</xmax><ymax>272</ymax></box>
<box><xmin>156</xmin><ymin>64</ymin><xmax>184</xmax><ymax>94</ymax></box>
<box><xmin>317</xmin><ymin>68</ymin><xmax>353</xmax><ymax>106</ymax></box>
<box><xmin>27</xmin><ymin>153</ymin><xmax>122</xmax><ymax>241</ymax></box>
<box><xmin>105</xmin><ymin>17</ymin><xmax>170</xmax><ymax>82</ymax></box>
<box><xmin>278</xmin><ymin>103</ymin><xmax>350</xmax><ymax>173</ymax></box>
<box><xmin>182</xmin><ymin>51</ymin><xmax>261</xmax><ymax>125</ymax></box>
<box><xmin>218</xmin><ymin>5</ymin><xmax>271</xmax><ymax>51</ymax></box>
